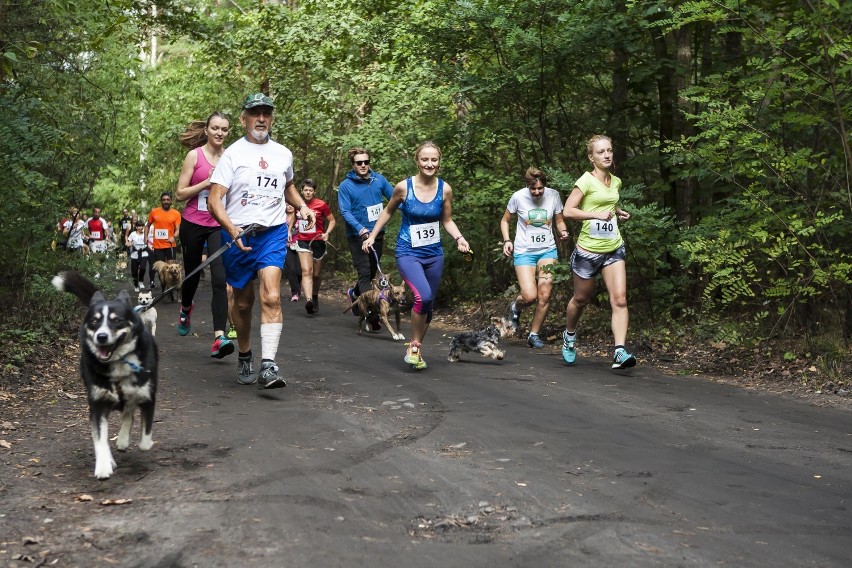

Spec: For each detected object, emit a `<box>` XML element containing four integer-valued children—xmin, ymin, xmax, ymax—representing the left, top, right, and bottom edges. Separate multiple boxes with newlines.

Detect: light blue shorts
<box><xmin>221</xmin><ymin>224</ymin><xmax>288</xmax><ymax>289</ymax></box>
<box><xmin>513</xmin><ymin>248</ymin><xmax>558</xmax><ymax>267</ymax></box>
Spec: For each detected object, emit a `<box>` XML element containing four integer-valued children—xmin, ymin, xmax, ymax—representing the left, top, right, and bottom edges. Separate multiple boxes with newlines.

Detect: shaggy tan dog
<box><xmin>152</xmin><ymin>260</ymin><xmax>182</xmax><ymax>303</ymax></box>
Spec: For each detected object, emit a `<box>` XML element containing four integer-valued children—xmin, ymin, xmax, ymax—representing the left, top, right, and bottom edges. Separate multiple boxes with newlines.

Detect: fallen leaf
<box><xmin>100</xmin><ymin>498</ymin><xmax>133</xmax><ymax>506</ymax></box>
<box><xmin>75</xmin><ymin>494</ymin><xmax>94</xmax><ymax>502</ymax></box>
<box><xmin>22</xmin><ymin>536</ymin><xmax>39</xmax><ymax>545</ymax></box>
<box><xmin>0</xmin><ymin>439</ymin><xmax>11</xmax><ymax>449</ymax></box>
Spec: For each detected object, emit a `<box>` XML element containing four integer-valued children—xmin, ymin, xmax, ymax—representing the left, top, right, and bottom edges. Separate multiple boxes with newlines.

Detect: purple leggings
<box><xmin>397</xmin><ymin>254</ymin><xmax>444</xmax><ymax>323</ymax></box>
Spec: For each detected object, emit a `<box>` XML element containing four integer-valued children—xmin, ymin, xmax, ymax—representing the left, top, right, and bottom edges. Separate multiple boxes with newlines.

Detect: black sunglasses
<box><xmin>354</xmin><ymin>160</ymin><xmax>370</xmax><ymax>166</ymax></box>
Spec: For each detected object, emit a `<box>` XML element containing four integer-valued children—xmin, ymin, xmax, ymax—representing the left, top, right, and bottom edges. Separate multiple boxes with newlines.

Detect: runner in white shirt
<box><xmin>208</xmin><ymin>92</ymin><xmax>315</xmax><ymax>390</ymax></box>
<box><xmin>500</xmin><ymin>167</ymin><xmax>569</xmax><ymax>348</ymax></box>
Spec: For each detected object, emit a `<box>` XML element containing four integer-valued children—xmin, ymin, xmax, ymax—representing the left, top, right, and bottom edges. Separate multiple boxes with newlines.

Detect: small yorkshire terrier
<box><xmin>447</xmin><ymin>317</ymin><xmax>513</xmax><ymax>362</ymax></box>
<box><xmin>136</xmin><ymin>291</ymin><xmax>158</xmax><ymax>336</ymax></box>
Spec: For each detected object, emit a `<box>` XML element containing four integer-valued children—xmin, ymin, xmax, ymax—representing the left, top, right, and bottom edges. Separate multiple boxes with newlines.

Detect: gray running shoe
<box><xmin>258</xmin><ymin>361</ymin><xmax>286</xmax><ymax>389</ymax></box>
<box><xmin>237</xmin><ymin>356</ymin><xmax>257</xmax><ymax>385</ymax></box>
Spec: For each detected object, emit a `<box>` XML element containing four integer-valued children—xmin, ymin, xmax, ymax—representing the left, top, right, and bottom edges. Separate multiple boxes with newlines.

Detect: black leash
<box><xmin>136</xmin><ymin>224</ymin><xmax>257</xmax><ymax>312</ymax></box>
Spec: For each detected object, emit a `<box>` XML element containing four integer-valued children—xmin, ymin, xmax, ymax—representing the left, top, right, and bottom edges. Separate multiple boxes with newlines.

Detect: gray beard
<box><xmin>248</xmin><ymin>129</ymin><xmax>269</xmax><ymax>142</ymax></box>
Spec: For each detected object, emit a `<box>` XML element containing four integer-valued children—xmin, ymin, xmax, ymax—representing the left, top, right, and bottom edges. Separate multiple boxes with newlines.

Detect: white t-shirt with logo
<box><xmin>210</xmin><ymin>136</ymin><xmax>294</xmax><ymax>227</ymax></box>
<box><xmin>63</xmin><ymin>219</ymin><xmax>86</xmax><ymax>249</ymax></box>
<box><xmin>506</xmin><ymin>187</ymin><xmax>563</xmax><ymax>254</ymax></box>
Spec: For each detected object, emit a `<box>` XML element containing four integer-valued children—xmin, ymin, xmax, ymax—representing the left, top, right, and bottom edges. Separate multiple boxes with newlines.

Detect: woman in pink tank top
<box><xmin>174</xmin><ymin>112</ymin><xmax>235</xmax><ymax>359</ymax></box>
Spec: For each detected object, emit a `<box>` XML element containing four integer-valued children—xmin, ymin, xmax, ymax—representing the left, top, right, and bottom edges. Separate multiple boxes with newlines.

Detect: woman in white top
<box><xmin>500</xmin><ymin>167</ymin><xmax>568</xmax><ymax>348</ymax></box>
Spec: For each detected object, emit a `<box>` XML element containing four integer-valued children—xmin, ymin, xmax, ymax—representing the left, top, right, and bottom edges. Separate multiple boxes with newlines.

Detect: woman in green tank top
<box><xmin>560</xmin><ymin>135</ymin><xmax>636</xmax><ymax>370</ymax></box>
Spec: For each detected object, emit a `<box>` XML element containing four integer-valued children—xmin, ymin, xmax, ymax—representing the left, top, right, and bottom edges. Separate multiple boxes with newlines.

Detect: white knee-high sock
<box><xmin>260</xmin><ymin>323</ymin><xmax>283</xmax><ymax>362</ymax></box>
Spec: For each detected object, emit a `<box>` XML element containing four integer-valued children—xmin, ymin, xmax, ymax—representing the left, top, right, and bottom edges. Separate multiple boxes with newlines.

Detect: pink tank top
<box><xmin>181</xmin><ymin>147</ymin><xmax>219</xmax><ymax>227</ymax></box>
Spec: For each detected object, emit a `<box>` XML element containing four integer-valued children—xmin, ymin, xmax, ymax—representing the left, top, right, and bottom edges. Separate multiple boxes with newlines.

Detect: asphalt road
<box><xmin>11</xmin><ymin>278</ymin><xmax>852</xmax><ymax>567</ymax></box>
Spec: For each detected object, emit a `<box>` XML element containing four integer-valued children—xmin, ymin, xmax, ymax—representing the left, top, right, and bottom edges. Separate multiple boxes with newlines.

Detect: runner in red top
<box><xmin>294</xmin><ymin>179</ymin><xmax>335</xmax><ymax>314</ymax></box>
<box><xmin>86</xmin><ymin>207</ymin><xmax>110</xmax><ymax>254</ymax></box>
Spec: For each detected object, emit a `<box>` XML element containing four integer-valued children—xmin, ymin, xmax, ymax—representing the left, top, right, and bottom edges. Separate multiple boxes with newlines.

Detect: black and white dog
<box><xmin>53</xmin><ymin>271</ymin><xmax>158</xmax><ymax>479</ymax></box>
<box><xmin>447</xmin><ymin>317</ymin><xmax>513</xmax><ymax>362</ymax></box>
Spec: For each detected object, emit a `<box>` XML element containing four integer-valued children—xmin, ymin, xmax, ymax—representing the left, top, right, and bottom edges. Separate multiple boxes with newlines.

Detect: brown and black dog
<box><xmin>344</xmin><ymin>278</ymin><xmax>407</xmax><ymax>341</ymax></box>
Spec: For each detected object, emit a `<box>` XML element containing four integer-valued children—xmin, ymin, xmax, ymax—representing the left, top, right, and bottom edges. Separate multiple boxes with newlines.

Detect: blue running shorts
<box><xmin>221</xmin><ymin>224</ymin><xmax>288</xmax><ymax>289</ymax></box>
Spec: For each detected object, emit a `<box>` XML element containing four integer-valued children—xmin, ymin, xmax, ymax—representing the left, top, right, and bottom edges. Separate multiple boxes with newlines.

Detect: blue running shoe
<box><xmin>562</xmin><ymin>330</ymin><xmax>576</xmax><ymax>365</ymax></box>
<box><xmin>612</xmin><ymin>348</ymin><xmax>637</xmax><ymax>369</ymax></box>
<box><xmin>527</xmin><ymin>333</ymin><xmax>544</xmax><ymax>349</ymax></box>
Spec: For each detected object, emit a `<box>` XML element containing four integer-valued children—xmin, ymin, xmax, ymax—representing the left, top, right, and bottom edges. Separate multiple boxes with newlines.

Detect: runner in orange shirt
<box><xmin>145</xmin><ymin>192</ymin><xmax>182</xmax><ymax>288</ymax></box>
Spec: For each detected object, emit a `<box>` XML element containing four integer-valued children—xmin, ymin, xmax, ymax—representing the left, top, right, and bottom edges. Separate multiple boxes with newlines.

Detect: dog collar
<box><xmin>120</xmin><ymin>356</ymin><xmax>145</xmax><ymax>373</ymax></box>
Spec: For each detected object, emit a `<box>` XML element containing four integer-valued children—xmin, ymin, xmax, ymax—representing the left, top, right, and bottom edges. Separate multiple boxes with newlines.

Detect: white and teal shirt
<box><xmin>506</xmin><ymin>187</ymin><xmax>563</xmax><ymax>254</ymax></box>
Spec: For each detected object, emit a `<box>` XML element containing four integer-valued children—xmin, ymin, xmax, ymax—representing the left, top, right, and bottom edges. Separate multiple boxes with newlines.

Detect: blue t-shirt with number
<box><xmin>396</xmin><ymin>177</ymin><xmax>444</xmax><ymax>258</ymax></box>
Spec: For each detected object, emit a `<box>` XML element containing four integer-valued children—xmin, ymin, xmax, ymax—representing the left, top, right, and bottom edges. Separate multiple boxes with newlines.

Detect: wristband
<box><xmin>503</xmin><ymin>239</ymin><xmax>511</xmax><ymax>243</ymax></box>
<box><xmin>455</xmin><ymin>235</ymin><xmax>464</xmax><ymax>242</ymax></box>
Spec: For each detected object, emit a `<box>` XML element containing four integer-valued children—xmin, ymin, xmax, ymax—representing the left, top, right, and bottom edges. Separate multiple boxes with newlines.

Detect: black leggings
<box><xmin>130</xmin><ymin>252</ymin><xmax>148</xmax><ymax>285</ymax></box>
<box><xmin>180</xmin><ymin>219</ymin><xmax>228</xmax><ymax>333</ymax></box>
<box><xmin>348</xmin><ymin>233</ymin><xmax>384</xmax><ymax>296</ymax></box>
<box><xmin>284</xmin><ymin>246</ymin><xmax>301</xmax><ymax>295</ymax></box>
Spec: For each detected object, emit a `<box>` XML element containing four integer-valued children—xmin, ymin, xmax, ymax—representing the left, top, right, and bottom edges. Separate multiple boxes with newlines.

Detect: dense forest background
<box><xmin>1</xmin><ymin>1</ymin><xmax>849</xmax><ymax>366</ymax></box>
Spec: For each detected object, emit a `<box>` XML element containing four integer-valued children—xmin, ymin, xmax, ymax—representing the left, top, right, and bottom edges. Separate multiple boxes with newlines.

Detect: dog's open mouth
<box><xmin>95</xmin><ymin>345</ymin><xmax>115</xmax><ymax>361</ymax></box>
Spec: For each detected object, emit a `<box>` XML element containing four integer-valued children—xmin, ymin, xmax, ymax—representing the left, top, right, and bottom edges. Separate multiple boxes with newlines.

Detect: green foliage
<box><xmin>2</xmin><ymin>0</ymin><xmax>850</xmax><ymax>349</ymax></box>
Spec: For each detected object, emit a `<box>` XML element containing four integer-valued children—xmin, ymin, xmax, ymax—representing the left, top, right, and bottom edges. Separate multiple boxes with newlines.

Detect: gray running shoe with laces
<box><xmin>237</xmin><ymin>356</ymin><xmax>257</xmax><ymax>385</ymax></box>
<box><xmin>258</xmin><ymin>361</ymin><xmax>286</xmax><ymax>389</ymax></box>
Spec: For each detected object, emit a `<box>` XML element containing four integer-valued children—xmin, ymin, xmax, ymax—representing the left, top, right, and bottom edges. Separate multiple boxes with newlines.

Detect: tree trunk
<box><xmin>651</xmin><ymin>30</ymin><xmax>677</xmax><ymax>210</ymax></box>
<box><xmin>611</xmin><ymin>0</ymin><xmax>629</xmax><ymax>172</ymax></box>
<box><xmin>674</xmin><ymin>24</ymin><xmax>694</xmax><ymax>226</ymax></box>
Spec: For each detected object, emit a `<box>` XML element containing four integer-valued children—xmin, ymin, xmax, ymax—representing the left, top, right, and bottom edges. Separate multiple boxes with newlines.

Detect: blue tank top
<box><xmin>396</xmin><ymin>177</ymin><xmax>445</xmax><ymax>258</ymax></box>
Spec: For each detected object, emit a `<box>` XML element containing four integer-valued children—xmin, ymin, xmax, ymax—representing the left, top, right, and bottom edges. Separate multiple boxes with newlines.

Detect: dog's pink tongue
<box><xmin>97</xmin><ymin>346</ymin><xmax>112</xmax><ymax>360</ymax></box>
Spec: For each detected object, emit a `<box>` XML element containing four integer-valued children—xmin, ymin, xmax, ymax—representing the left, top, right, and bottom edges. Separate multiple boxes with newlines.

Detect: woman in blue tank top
<box><xmin>363</xmin><ymin>141</ymin><xmax>470</xmax><ymax>370</ymax></box>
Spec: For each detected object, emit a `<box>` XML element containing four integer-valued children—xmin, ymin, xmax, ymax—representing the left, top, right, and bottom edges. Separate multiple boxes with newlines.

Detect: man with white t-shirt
<box><xmin>208</xmin><ymin>92</ymin><xmax>316</xmax><ymax>389</ymax></box>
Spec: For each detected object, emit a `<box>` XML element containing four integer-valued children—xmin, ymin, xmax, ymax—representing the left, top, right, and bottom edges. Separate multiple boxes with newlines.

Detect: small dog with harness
<box><xmin>136</xmin><ymin>290</ymin><xmax>158</xmax><ymax>336</ymax></box>
<box><xmin>344</xmin><ymin>277</ymin><xmax>407</xmax><ymax>341</ymax></box>
<box><xmin>447</xmin><ymin>317</ymin><xmax>513</xmax><ymax>362</ymax></box>
<box><xmin>52</xmin><ymin>271</ymin><xmax>158</xmax><ymax>480</ymax></box>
